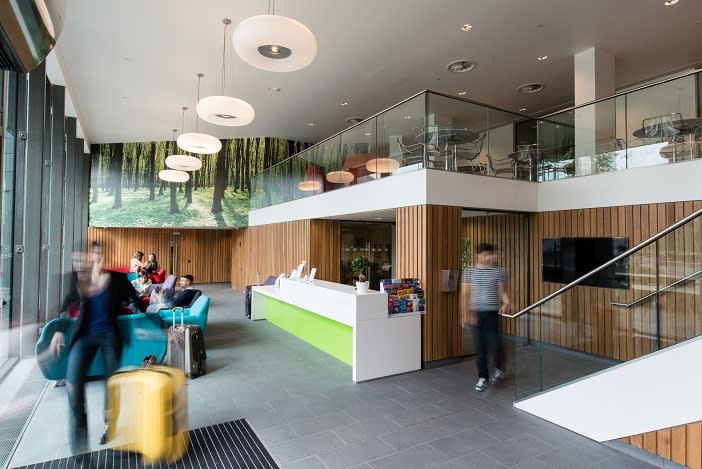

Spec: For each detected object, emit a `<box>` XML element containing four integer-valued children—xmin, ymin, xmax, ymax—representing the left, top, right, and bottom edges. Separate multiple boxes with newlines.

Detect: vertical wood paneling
<box><xmin>397</xmin><ymin>205</ymin><xmax>461</xmax><ymax>362</ymax></box>
<box><xmin>87</xmin><ymin>227</ymin><xmax>233</xmax><ymax>283</ymax></box>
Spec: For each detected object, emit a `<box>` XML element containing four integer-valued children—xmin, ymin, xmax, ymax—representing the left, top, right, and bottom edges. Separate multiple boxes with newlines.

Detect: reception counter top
<box><xmin>252</xmin><ymin>278</ymin><xmax>420</xmax><ymax>382</ymax></box>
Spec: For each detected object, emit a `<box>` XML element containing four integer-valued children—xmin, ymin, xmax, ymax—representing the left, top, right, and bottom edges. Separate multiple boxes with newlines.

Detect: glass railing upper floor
<box><xmin>506</xmin><ymin>207</ymin><xmax>702</xmax><ymax>401</ymax></box>
<box><xmin>251</xmin><ymin>70</ymin><xmax>702</xmax><ymax>210</ymax></box>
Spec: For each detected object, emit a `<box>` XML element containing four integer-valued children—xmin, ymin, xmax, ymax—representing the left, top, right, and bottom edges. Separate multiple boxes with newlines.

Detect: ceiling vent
<box><xmin>0</xmin><ymin>0</ymin><xmax>64</xmax><ymax>73</ymax></box>
<box><xmin>446</xmin><ymin>60</ymin><xmax>476</xmax><ymax>73</ymax></box>
<box><xmin>346</xmin><ymin>117</ymin><xmax>364</xmax><ymax>125</ymax></box>
<box><xmin>517</xmin><ymin>83</ymin><xmax>545</xmax><ymax>94</ymax></box>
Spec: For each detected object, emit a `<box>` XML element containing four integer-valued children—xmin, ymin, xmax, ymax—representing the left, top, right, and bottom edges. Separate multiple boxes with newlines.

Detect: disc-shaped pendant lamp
<box><xmin>365</xmin><ymin>157</ymin><xmax>400</xmax><ymax>174</ymax></box>
<box><xmin>178</xmin><ymin>74</ymin><xmax>222</xmax><ymax>154</ymax></box>
<box><xmin>197</xmin><ymin>19</ymin><xmax>255</xmax><ymax>127</ymax></box>
<box><xmin>326</xmin><ymin>170</ymin><xmax>354</xmax><ymax>184</ymax></box>
<box><xmin>233</xmin><ymin>14</ymin><xmax>317</xmax><ymax>72</ymax></box>
<box><xmin>165</xmin><ymin>154</ymin><xmax>202</xmax><ymax>171</ymax></box>
<box><xmin>159</xmin><ymin>169</ymin><xmax>190</xmax><ymax>183</ymax></box>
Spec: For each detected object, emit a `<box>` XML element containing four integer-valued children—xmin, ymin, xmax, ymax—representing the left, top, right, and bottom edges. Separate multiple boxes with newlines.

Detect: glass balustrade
<box><xmin>251</xmin><ymin>71</ymin><xmax>701</xmax><ymax>210</ymax></box>
<box><xmin>514</xmin><ymin>209</ymin><xmax>702</xmax><ymax>401</ymax></box>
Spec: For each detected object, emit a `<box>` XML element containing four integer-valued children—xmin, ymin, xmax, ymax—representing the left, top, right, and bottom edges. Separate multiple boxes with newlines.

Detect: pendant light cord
<box><xmin>267</xmin><ymin>0</ymin><xmax>276</xmax><ymax>15</ymax></box>
<box><xmin>196</xmin><ymin>74</ymin><xmax>203</xmax><ymax>132</ymax></box>
<box><xmin>221</xmin><ymin>20</ymin><xmax>230</xmax><ymax>94</ymax></box>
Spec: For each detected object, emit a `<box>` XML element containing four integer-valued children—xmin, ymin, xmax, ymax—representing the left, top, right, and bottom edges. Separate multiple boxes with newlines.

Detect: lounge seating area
<box><xmin>35</xmin><ymin>294</ymin><xmax>211</xmax><ymax>380</ymax></box>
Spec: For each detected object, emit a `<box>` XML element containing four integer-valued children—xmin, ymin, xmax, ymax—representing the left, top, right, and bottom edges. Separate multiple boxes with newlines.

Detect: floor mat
<box><xmin>11</xmin><ymin>419</ymin><xmax>279</xmax><ymax>469</ymax></box>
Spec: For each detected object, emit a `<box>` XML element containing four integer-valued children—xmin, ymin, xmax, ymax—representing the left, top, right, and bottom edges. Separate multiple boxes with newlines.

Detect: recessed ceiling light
<box><xmin>346</xmin><ymin>117</ymin><xmax>363</xmax><ymax>125</ymax></box>
<box><xmin>446</xmin><ymin>59</ymin><xmax>476</xmax><ymax>73</ymax></box>
<box><xmin>517</xmin><ymin>83</ymin><xmax>545</xmax><ymax>94</ymax></box>
<box><xmin>372</xmin><ymin>217</ymin><xmax>383</xmax><ymax>220</ymax></box>
<box><xmin>461</xmin><ymin>24</ymin><xmax>473</xmax><ymax>31</ymax></box>
<box><xmin>458</xmin><ymin>91</ymin><xmax>467</xmax><ymax>96</ymax></box>
<box><xmin>340</xmin><ymin>101</ymin><xmax>349</xmax><ymax>106</ymax></box>
<box><xmin>404</xmin><ymin>115</ymin><xmax>412</xmax><ymax>119</ymax></box>
<box><xmin>307</xmin><ymin>122</ymin><xmax>315</xmax><ymax>126</ymax></box>
<box><xmin>364</xmin><ymin>132</ymin><xmax>372</xmax><ymax>136</ymax></box>
<box><xmin>519</xmin><ymin>108</ymin><xmax>527</xmax><ymax>112</ymax></box>
<box><xmin>537</xmin><ymin>55</ymin><xmax>548</xmax><ymax>61</ymax></box>
<box><xmin>664</xmin><ymin>0</ymin><xmax>679</xmax><ymax>5</ymax></box>
<box><xmin>269</xmin><ymin>87</ymin><xmax>281</xmax><ymax>92</ymax></box>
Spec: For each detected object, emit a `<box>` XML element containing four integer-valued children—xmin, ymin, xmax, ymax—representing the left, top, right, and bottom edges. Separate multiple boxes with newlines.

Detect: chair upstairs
<box><xmin>642</xmin><ymin>112</ymin><xmax>682</xmax><ymax>141</ymax></box>
<box><xmin>486</xmin><ymin>154</ymin><xmax>515</xmax><ymax>178</ymax></box>
<box><xmin>455</xmin><ymin>133</ymin><xmax>485</xmax><ymax>173</ymax></box>
<box><xmin>397</xmin><ymin>136</ymin><xmax>425</xmax><ymax>167</ymax></box>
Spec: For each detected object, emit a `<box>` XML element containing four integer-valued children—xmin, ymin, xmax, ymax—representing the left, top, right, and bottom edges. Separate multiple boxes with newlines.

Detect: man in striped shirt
<box><xmin>460</xmin><ymin>243</ymin><xmax>511</xmax><ymax>392</ymax></box>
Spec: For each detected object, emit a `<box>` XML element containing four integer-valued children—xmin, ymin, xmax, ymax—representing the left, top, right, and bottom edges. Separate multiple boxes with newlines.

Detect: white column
<box><xmin>574</xmin><ymin>47</ymin><xmax>616</xmax><ymax>175</ymax></box>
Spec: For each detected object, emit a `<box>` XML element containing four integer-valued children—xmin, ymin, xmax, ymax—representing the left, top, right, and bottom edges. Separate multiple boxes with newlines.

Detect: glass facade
<box><xmin>0</xmin><ymin>65</ymin><xmax>91</xmax><ymax>371</ymax></box>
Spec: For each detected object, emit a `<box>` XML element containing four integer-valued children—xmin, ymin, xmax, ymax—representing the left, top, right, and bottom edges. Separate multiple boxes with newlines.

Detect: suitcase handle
<box><xmin>172</xmin><ymin>307</ymin><xmax>184</xmax><ymax>328</ymax></box>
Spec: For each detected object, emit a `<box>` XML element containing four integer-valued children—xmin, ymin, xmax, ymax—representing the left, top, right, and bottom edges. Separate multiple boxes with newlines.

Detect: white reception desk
<box><xmin>252</xmin><ymin>278</ymin><xmax>421</xmax><ymax>382</ymax></box>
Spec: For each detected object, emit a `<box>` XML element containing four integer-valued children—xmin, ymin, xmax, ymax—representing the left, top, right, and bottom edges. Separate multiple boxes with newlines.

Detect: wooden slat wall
<box><xmin>463</xmin><ymin>214</ymin><xmax>529</xmax><ymax>337</ymax></box>
<box><xmin>529</xmin><ymin>200</ymin><xmax>702</xmax><ymax>361</ymax></box>
<box><xmin>231</xmin><ymin>220</ymin><xmax>310</xmax><ymax>290</ymax></box>
<box><xmin>397</xmin><ymin>205</ymin><xmax>462</xmax><ymax>362</ymax></box>
<box><xmin>230</xmin><ymin>219</ymin><xmax>342</xmax><ymax>291</ymax></box>
<box><xmin>87</xmin><ymin>227</ymin><xmax>233</xmax><ymax>283</ymax></box>
<box><xmin>623</xmin><ymin>421</ymin><xmax>702</xmax><ymax>469</ymax></box>
<box><xmin>309</xmin><ymin>220</ymin><xmax>341</xmax><ymax>285</ymax></box>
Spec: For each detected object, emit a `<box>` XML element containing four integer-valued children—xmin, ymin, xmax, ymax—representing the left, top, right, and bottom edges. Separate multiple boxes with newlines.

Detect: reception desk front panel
<box><xmin>252</xmin><ymin>278</ymin><xmax>420</xmax><ymax>382</ymax></box>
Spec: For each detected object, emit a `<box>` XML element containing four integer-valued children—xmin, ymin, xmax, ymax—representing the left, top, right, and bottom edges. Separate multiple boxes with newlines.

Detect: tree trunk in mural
<box><xmin>169</xmin><ymin>182</ymin><xmax>178</xmax><ymax>214</ymax></box>
<box><xmin>211</xmin><ymin>140</ymin><xmax>227</xmax><ymax>213</ymax></box>
<box><xmin>112</xmin><ymin>143</ymin><xmax>123</xmax><ymax>209</ymax></box>
<box><xmin>90</xmin><ymin>144</ymin><xmax>99</xmax><ymax>203</ymax></box>
<box><xmin>149</xmin><ymin>141</ymin><xmax>155</xmax><ymax>200</ymax></box>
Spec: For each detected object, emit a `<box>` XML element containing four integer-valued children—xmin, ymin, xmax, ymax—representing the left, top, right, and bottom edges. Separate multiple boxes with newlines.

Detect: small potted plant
<box><xmin>351</xmin><ymin>256</ymin><xmax>370</xmax><ymax>293</ymax></box>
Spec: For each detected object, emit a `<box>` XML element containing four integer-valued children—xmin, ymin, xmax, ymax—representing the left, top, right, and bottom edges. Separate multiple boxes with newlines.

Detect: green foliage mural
<box><xmin>89</xmin><ymin>137</ymin><xmax>309</xmax><ymax>228</ymax></box>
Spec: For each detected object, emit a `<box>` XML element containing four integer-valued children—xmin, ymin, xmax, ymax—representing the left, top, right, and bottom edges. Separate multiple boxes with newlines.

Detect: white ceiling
<box><xmin>54</xmin><ymin>0</ymin><xmax>702</xmax><ymax>145</ymax></box>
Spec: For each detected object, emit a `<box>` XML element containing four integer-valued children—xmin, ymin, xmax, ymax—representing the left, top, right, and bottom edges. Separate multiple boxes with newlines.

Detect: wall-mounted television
<box><xmin>542</xmin><ymin>237</ymin><xmax>629</xmax><ymax>289</ymax></box>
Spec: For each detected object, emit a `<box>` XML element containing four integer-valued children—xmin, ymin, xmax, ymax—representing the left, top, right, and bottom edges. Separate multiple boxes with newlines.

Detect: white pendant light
<box><xmin>165</xmin><ymin>154</ymin><xmax>202</xmax><ymax>171</ymax></box>
<box><xmin>197</xmin><ymin>19</ymin><xmax>255</xmax><ymax>127</ymax></box>
<box><xmin>159</xmin><ymin>169</ymin><xmax>190</xmax><ymax>183</ymax></box>
<box><xmin>326</xmin><ymin>170</ymin><xmax>354</xmax><ymax>184</ymax></box>
<box><xmin>297</xmin><ymin>180</ymin><xmax>322</xmax><ymax>191</ymax></box>
<box><xmin>233</xmin><ymin>10</ymin><xmax>317</xmax><ymax>73</ymax></box>
<box><xmin>178</xmin><ymin>74</ymin><xmax>222</xmax><ymax>154</ymax></box>
<box><xmin>366</xmin><ymin>157</ymin><xmax>400</xmax><ymax>174</ymax></box>
<box><xmin>177</xmin><ymin>132</ymin><xmax>222</xmax><ymax>154</ymax></box>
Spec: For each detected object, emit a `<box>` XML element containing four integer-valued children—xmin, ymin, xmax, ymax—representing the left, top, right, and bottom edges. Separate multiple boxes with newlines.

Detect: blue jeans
<box><xmin>65</xmin><ymin>333</ymin><xmax>118</xmax><ymax>454</ymax></box>
<box><xmin>472</xmin><ymin>310</ymin><xmax>503</xmax><ymax>380</ymax></box>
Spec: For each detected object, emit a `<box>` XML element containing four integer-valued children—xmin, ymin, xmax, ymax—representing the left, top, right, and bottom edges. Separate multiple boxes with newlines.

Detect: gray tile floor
<box><xmin>9</xmin><ymin>283</ymin><xmax>660</xmax><ymax>469</ymax></box>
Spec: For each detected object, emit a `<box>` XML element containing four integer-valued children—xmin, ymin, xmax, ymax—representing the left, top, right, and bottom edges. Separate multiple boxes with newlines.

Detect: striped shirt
<box><xmin>463</xmin><ymin>266</ymin><xmax>505</xmax><ymax>311</ymax></box>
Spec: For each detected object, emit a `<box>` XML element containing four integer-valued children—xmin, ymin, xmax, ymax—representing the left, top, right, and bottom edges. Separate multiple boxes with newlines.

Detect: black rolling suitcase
<box><xmin>166</xmin><ymin>307</ymin><xmax>206</xmax><ymax>378</ymax></box>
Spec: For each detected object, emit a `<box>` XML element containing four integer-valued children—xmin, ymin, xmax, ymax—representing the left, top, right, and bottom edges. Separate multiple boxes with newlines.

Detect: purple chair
<box><xmin>245</xmin><ymin>276</ymin><xmax>278</xmax><ymax>318</ymax></box>
<box><xmin>152</xmin><ymin>274</ymin><xmax>177</xmax><ymax>298</ymax></box>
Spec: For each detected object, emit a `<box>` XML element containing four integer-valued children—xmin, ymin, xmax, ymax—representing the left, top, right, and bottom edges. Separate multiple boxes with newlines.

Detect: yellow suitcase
<box><xmin>105</xmin><ymin>365</ymin><xmax>189</xmax><ymax>465</ymax></box>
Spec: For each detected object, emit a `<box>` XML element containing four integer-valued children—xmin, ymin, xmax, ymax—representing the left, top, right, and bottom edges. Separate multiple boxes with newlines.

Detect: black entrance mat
<box><xmin>12</xmin><ymin>419</ymin><xmax>279</xmax><ymax>469</ymax></box>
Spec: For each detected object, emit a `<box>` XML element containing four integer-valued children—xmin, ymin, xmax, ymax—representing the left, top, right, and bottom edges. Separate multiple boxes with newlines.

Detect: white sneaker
<box><xmin>490</xmin><ymin>369</ymin><xmax>505</xmax><ymax>383</ymax></box>
<box><xmin>474</xmin><ymin>377</ymin><xmax>488</xmax><ymax>391</ymax></box>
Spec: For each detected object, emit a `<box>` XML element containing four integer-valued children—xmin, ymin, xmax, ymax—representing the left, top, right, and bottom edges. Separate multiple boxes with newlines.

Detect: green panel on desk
<box><xmin>259</xmin><ymin>293</ymin><xmax>353</xmax><ymax>366</ymax></box>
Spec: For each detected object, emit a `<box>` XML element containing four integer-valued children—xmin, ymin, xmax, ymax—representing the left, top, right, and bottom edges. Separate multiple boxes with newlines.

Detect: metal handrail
<box><xmin>610</xmin><ymin>269</ymin><xmax>702</xmax><ymax>308</ymax></box>
<box><xmin>502</xmin><ymin>207</ymin><xmax>702</xmax><ymax>319</ymax></box>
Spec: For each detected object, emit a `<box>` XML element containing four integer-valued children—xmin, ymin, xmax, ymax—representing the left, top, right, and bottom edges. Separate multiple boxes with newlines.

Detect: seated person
<box><xmin>131</xmin><ymin>269</ymin><xmax>152</xmax><ymax>296</ymax></box>
<box><xmin>173</xmin><ymin>275</ymin><xmax>197</xmax><ymax>307</ymax></box>
<box><xmin>129</xmin><ymin>251</ymin><xmax>145</xmax><ymax>272</ymax></box>
<box><xmin>144</xmin><ymin>253</ymin><xmax>159</xmax><ymax>274</ymax></box>
<box><xmin>146</xmin><ymin>286</ymin><xmax>175</xmax><ymax>313</ymax></box>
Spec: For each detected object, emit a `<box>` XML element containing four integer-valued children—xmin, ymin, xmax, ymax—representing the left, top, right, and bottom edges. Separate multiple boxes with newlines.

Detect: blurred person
<box><xmin>131</xmin><ymin>269</ymin><xmax>152</xmax><ymax>296</ymax></box>
<box><xmin>173</xmin><ymin>274</ymin><xmax>197</xmax><ymax>307</ymax></box>
<box><xmin>144</xmin><ymin>253</ymin><xmax>159</xmax><ymax>274</ymax></box>
<box><xmin>49</xmin><ymin>251</ymin><xmax>144</xmax><ymax>455</ymax></box>
<box><xmin>129</xmin><ymin>251</ymin><xmax>145</xmax><ymax>272</ymax></box>
<box><xmin>460</xmin><ymin>243</ymin><xmax>511</xmax><ymax>392</ymax></box>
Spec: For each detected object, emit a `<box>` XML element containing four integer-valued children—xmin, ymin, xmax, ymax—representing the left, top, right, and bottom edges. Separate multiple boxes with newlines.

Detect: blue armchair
<box><xmin>35</xmin><ymin>313</ymin><xmax>167</xmax><ymax>380</ymax></box>
<box><xmin>158</xmin><ymin>295</ymin><xmax>210</xmax><ymax>335</ymax></box>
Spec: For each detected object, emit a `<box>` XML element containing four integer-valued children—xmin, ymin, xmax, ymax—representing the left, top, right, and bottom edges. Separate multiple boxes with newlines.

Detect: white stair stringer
<box><xmin>514</xmin><ymin>334</ymin><xmax>702</xmax><ymax>442</ymax></box>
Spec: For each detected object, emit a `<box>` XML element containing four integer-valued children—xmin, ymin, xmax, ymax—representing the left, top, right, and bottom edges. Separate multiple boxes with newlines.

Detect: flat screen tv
<box><xmin>542</xmin><ymin>237</ymin><xmax>629</xmax><ymax>289</ymax></box>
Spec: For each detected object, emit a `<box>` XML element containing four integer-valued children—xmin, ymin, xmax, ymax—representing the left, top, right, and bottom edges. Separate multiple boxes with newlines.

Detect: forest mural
<box><xmin>89</xmin><ymin>137</ymin><xmax>309</xmax><ymax>228</ymax></box>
